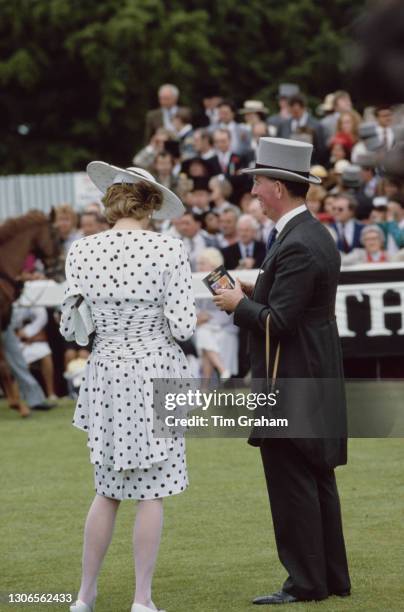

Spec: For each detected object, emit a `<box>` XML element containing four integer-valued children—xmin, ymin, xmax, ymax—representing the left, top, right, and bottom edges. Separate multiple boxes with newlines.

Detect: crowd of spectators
<box><xmin>2</xmin><ymin>82</ymin><xmax>404</xmax><ymax>402</ymax></box>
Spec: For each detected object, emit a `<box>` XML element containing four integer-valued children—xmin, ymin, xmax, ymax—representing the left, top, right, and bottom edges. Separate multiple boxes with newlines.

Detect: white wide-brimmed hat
<box><xmin>238</xmin><ymin>100</ymin><xmax>269</xmax><ymax>115</ymax></box>
<box><xmin>241</xmin><ymin>137</ymin><xmax>322</xmax><ymax>184</ymax></box>
<box><xmin>86</xmin><ymin>161</ymin><xmax>185</xmax><ymax>220</ymax></box>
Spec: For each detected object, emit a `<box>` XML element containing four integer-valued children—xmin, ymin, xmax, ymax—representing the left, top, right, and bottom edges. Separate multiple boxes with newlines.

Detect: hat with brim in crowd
<box><xmin>278</xmin><ymin>83</ymin><xmax>300</xmax><ymax>99</ymax></box>
<box><xmin>333</xmin><ymin>159</ymin><xmax>351</xmax><ymax>175</ymax></box>
<box><xmin>372</xmin><ymin>196</ymin><xmax>388</xmax><ymax>209</ymax></box>
<box><xmin>358</xmin><ymin>122</ymin><xmax>382</xmax><ymax>151</ymax></box>
<box><xmin>341</xmin><ymin>164</ymin><xmax>362</xmax><ymax>188</ymax></box>
<box><xmin>356</xmin><ymin>153</ymin><xmax>378</xmax><ymax>169</ymax></box>
<box><xmin>317</xmin><ymin>92</ymin><xmax>336</xmax><ymax>114</ymax></box>
<box><xmin>181</xmin><ymin>156</ymin><xmax>214</xmax><ymax>177</ymax></box>
<box><xmin>240</xmin><ymin>137</ymin><xmax>322</xmax><ymax>184</ymax></box>
<box><xmin>310</xmin><ymin>165</ymin><xmax>328</xmax><ymax>179</ymax></box>
<box><xmin>238</xmin><ymin>100</ymin><xmax>269</xmax><ymax>115</ymax></box>
<box><xmin>86</xmin><ymin>162</ymin><xmax>185</xmax><ymax>220</ymax></box>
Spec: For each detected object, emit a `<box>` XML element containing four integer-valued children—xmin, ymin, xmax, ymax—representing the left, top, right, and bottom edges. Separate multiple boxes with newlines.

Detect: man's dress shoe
<box><xmin>252</xmin><ymin>591</ymin><xmax>300</xmax><ymax>605</ymax></box>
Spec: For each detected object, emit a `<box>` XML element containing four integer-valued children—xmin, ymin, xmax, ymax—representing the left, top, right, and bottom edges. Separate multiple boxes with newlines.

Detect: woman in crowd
<box><xmin>341</xmin><ymin>224</ymin><xmax>389</xmax><ymax>265</ymax></box>
<box><xmin>333</xmin><ymin>110</ymin><xmax>361</xmax><ymax>154</ymax></box>
<box><xmin>195</xmin><ymin>247</ymin><xmax>238</xmax><ymax>381</ymax></box>
<box><xmin>54</xmin><ymin>204</ymin><xmax>83</xmax><ymax>256</ymax></box>
<box><xmin>209</xmin><ymin>175</ymin><xmax>234</xmax><ymax>213</ymax></box>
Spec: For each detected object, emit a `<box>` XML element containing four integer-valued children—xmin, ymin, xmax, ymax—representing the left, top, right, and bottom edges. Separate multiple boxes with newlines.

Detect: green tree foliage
<box><xmin>0</xmin><ymin>0</ymin><xmax>364</xmax><ymax>174</ymax></box>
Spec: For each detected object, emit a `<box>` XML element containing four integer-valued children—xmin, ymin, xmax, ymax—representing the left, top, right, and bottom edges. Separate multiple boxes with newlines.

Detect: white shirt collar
<box><xmin>275</xmin><ymin>203</ymin><xmax>307</xmax><ymax>235</ymax></box>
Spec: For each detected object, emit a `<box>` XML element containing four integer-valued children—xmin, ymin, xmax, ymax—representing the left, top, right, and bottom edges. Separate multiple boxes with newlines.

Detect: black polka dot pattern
<box><xmin>59</xmin><ymin>230</ymin><xmax>197</xmax><ymax>500</ymax></box>
<box><xmin>94</xmin><ymin>438</ymin><xmax>188</xmax><ymax>500</ymax></box>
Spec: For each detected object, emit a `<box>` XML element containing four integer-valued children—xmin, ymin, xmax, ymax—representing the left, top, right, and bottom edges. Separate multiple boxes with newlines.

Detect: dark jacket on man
<box><xmin>234</xmin><ymin>209</ymin><xmax>347</xmax><ymax>469</ymax></box>
<box><xmin>221</xmin><ymin>240</ymin><xmax>266</xmax><ymax>271</ymax></box>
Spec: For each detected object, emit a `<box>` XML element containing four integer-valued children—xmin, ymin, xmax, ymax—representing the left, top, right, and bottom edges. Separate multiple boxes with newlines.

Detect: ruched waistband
<box><xmin>90</xmin><ymin>305</ymin><xmax>177</xmax><ymax>360</ymax></box>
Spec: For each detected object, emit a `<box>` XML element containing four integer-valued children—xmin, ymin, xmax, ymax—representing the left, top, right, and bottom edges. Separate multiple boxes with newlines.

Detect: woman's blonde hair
<box><xmin>197</xmin><ymin>247</ymin><xmax>224</xmax><ymax>269</ymax></box>
<box><xmin>336</xmin><ymin>110</ymin><xmax>361</xmax><ymax>140</ymax></box>
<box><xmin>102</xmin><ymin>181</ymin><xmax>164</xmax><ymax>223</ymax></box>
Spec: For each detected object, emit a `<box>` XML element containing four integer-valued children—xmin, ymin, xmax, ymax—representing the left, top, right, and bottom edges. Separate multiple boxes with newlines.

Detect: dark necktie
<box><xmin>340</xmin><ymin>224</ymin><xmax>350</xmax><ymax>253</ymax></box>
<box><xmin>266</xmin><ymin>227</ymin><xmax>278</xmax><ymax>252</ymax></box>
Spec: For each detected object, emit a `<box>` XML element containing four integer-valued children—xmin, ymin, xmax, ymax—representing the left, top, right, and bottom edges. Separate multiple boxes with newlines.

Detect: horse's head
<box><xmin>31</xmin><ymin>210</ymin><xmax>61</xmax><ymax>265</ymax></box>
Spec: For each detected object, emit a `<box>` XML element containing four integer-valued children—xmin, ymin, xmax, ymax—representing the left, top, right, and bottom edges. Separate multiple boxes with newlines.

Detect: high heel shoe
<box><xmin>69</xmin><ymin>596</ymin><xmax>96</xmax><ymax>612</ymax></box>
<box><xmin>130</xmin><ymin>604</ymin><xmax>166</xmax><ymax>612</ymax></box>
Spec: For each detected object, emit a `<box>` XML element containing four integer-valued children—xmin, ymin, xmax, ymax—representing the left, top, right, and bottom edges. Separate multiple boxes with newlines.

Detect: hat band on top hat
<box><xmin>254</xmin><ymin>163</ymin><xmax>309</xmax><ymax>179</ymax></box>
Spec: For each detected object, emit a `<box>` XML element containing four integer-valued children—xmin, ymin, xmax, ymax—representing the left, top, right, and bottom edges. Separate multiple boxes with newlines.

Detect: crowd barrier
<box><xmin>16</xmin><ymin>263</ymin><xmax>404</xmax><ymax>359</ymax></box>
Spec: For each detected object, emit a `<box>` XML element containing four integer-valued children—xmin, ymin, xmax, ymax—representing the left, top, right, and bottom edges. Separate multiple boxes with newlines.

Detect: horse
<box><xmin>0</xmin><ymin>210</ymin><xmax>60</xmax><ymax>417</ymax></box>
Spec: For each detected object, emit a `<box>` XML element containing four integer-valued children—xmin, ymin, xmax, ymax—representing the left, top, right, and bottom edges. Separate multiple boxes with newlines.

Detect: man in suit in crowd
<box><xmin>211</xmin><ymin>99</ymin><xmax>252</xmax><ymax>156</ymax></box>
<box><xmin>221</xmin><ymin>214</ymin><xmax>266</xmax><ymax>271</ymax></box>
<box><xmin>211</xmin><ymin>128</ymin><xmax>244</xmax><ymax>176</ymax></box>
<box><xmin>210</xmin><ymin>128</ymin><xmax>252</xmax><ymax>204</ymax></box>
<box><xmin>144</xmin><ymin>83</ymin><xmax>189</xmax><ymax>143</ymax></box>
<box><xmin>277</xmin><ymin>93</ymin><xmax>327</xmax><ymax>165</ymax></box>
<box><xmin>374</xmin><ymin>106</ymin><xmax>396</xmax><ymax>153</ymax></box>
<box><xmin>176</xmin><ymin>211</ymin><xmax>208</xmax><ymax>272</ymax></box>
<box><xmin>267</xmin><ymin>83</ymin><xmax>300</xmax><ymax>134</ymax></box>
<box><xmin>213</xmin><ymin>137</ymin><xmax>351</xmax><ymax>604</ymax></box>
<box><xmin>330</xmin><ymin>193</ymin><xmax>364</xmax><ymax>253</ymax></box>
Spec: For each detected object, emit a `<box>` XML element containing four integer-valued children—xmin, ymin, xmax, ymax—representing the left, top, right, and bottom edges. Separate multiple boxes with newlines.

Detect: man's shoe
<box><xmin>31</xmin><ymin>401</ymin><xmax>56</xmax><ymax>411</ymax></box>
<box><xmin>252</xmin><ymin>591</ymin><xmax>299</xmax><ymax>605</ymax></box>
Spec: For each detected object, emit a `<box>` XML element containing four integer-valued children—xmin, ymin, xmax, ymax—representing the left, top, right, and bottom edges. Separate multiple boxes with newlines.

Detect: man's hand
<box><xmin>212</xmin><ymin>278</ymin><xmax>246</xmax><ymax>313</ymax></box>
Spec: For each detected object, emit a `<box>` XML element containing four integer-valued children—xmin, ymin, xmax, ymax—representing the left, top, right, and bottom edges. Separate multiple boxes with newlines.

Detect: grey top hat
<box><xmin>356</xmin><ymin>153</ymin><xmax>378</xmax><ymax>168</ymax></box>
<box><xmin>240</xmin><ymin>137</ymin><xmax>321</xmax><ymax>184</ymax></box>
<box><xmin>278</xmin><ymin>83</ymin><xmax>300</xmax><ymax>99</ymax></box>
<box><xmin>358</xmin><ymin>122</ymin><xmax>381</xmax><ymax>151</ymax></box>
<box><xmin>358</xmin><ymin>122</ymin><xmax>378</xmax><ymax>140</ymax></box>
<box><xmin>341</xmin><ymin>164</ymin><xmax>362</xmax><ymax>188</ymax></box>
<box><xmin>86</xmin><ymin>162</ymin><xmax>185</xmax><ymax>220</ymax></box>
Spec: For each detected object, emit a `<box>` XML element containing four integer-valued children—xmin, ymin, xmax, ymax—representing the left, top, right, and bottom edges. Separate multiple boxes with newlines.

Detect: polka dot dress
<box><xmin>60</xmin><ymin>229</ymin><xmax>197</xmax><ymax>500</ymax></box>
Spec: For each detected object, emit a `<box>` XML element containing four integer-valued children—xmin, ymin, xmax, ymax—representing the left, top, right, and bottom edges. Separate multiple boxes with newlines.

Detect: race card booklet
<box><xmin>202</xmin><ymin>265</ymin><xmax>236</xmax><ymax>314</ymax></box>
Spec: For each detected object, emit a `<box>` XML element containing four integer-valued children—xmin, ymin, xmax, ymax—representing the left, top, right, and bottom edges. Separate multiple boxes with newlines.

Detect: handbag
<box><xmin>72</xmin><ymin>296</ymin><xmax>95</xmax><ymax>346</ymax></box>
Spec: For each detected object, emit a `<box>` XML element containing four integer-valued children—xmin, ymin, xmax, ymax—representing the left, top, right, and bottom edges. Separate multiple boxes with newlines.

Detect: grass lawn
<box><xmin>1</xmin><ymin>399</ymin><xmax>403</xmax><ymax>612</ymax></box>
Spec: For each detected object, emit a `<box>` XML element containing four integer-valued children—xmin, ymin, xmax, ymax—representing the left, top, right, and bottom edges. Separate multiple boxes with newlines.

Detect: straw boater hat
<box><xmin>239</xmin><ymin>100</ymin><xmax>269</xmax><ymax>115</ymax></box>
<box><xmin>240</xmin><ymin>137</ymin><xmax>322</xmax><ymax>184</ymax></box>
<box><xmin>86</xmin><ymin>161</ymin><xmax>185</xmax><ymax>220</ymax></box>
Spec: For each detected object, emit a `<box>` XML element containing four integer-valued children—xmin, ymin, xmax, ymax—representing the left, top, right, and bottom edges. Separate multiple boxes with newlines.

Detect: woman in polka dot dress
<box><xmin>60</xmin><ymin>163</ymin><xmax>197</xmax><ymax>612</ymax></box>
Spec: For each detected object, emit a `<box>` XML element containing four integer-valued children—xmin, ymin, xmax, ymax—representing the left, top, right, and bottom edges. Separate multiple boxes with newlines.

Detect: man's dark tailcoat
<box><xmin>233</xmin><ymin>208</ymin><xmax>351</xmax><ymax>600</ymax></box>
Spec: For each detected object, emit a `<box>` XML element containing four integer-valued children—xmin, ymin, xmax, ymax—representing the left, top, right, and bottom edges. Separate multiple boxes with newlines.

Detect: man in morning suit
<box><xmin>213</xmin><ymin>137</ymin><xmax>351</xmax><ymax>604</ymax></box>
<box><xmin>221</xmin><ymin>214</ymin><xmax>266</xmax><ymax>271</ymax></box>
<box><xmin>144</xmin><ymin>83</ymin><xmax>189</xmax><ymax>144</ymax></box>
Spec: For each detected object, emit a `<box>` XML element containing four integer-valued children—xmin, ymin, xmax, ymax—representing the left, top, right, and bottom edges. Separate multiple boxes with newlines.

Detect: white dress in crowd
<box><xmin>60</xmin><ymin>229</ymin><xmax>197</xmax><ymax>500</ymax></box>
<box><xmin>11</xmin><ymin>306</ymin><xmax>51</xmax><ymax>364</ymax></box>
<box><xmin>195</xmin><ymin>297</ymin><xmax>239</xmax><ymax>376</ymax></box>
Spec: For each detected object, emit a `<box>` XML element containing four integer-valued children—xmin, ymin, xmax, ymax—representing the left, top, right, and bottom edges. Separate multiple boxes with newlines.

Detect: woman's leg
<box><xmin>133</xmin><ymin>499</ymin><xmax>164</xmax><ymax>609</ymax></box>
<box><xmin>205</xmin><ymin>349</ymin><xmax>226</xmax><ymax>374</ymax></box>
<box><xmin>77</xmin><ymin>493</ymin><xmax>120</xmax><ymax>604</ymax></box>
<box><xmin>201</xmin><ymin>352</ymin><xmax>213</xmax><ymax>379</ymax></box>
<box><xmin>39</xmin><ymin>354</ymin><xmax>55</xmax><ymax>397</ymax></box>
